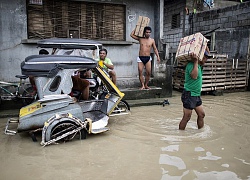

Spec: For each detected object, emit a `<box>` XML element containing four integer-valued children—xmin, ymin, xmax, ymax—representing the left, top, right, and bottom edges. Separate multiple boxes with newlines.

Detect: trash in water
<box><xmin>162</xmin><ymin>99</ymin><xmax>170</xmax><ymax>107</ymax></box>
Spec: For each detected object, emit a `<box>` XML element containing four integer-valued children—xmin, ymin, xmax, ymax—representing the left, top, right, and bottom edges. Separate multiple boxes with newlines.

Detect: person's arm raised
<box><xmin>130</xmin><ymin>29</ymin><xmax>140</xmax><ymax>41</ymax></box>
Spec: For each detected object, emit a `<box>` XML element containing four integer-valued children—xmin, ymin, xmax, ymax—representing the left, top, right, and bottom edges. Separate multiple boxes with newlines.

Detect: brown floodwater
<box><xmin>0</xmin><ymin>91</ymin><xmax>250</xmax><ymax>180</ymax></box>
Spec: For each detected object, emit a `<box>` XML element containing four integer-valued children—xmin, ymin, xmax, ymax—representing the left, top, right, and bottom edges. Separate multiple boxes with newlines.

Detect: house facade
<box><xmin>0</xmin><ymin>0</ymin><xmax>171</xmax><ymax>92</ymax></box>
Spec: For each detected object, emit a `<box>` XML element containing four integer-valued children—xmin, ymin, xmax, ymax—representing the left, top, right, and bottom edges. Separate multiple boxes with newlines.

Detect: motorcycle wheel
<box><xmin>49</xmin><ymin>121</ymin><xmax>79</xmax><ymax>142</ymax></box>
<box><xmin>41</xmin><ymin>114</ymin><xmax>87</xmax><ymax>146</ymax></box>
<box><xmin>112</xmin><ymin>100</ymin><xmax>130</xmax><ymax>114</ymax></box>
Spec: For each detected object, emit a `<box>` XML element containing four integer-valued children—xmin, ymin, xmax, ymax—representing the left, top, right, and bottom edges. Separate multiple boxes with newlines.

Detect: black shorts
<box><xmin>181</xmin><ymin>90</ymin><xmax>202</xmax><ymax>110</ymax></box>
<box><xmin>138</xmin><ymin>56</ymin><xmax>151</xmax><ymax>65</ymax></box>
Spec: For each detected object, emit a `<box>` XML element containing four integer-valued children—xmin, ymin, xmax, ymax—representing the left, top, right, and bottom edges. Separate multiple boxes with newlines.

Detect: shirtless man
<box><xmin>130</xmin><ymin>26</ymin><xmax>161</xmax><ymax>90</ymax></box>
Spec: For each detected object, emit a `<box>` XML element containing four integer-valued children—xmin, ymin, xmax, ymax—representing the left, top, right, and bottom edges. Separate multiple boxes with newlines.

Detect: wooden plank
<box><xmin>203</xmin><ymin>67</ymin><xmax>226</xmax><ymax>71</ymax></box>
<box><xmin>203</xmin><ymin>71</ymin><xmax>226</xmax><ymax>75</ymax></box>
<box><xmin>213</xmin><ymin>54</ymin><xmax>228</xmax><ymax>58</ymax></box>
<box><xmin>172</xmin><ymin>57</ymin><xmax>249</xmax><ymax>93</ymax></box>
<box><xmin>203</xmin><ymin>78</ymin><xmax>226</xmax><ymax>83</ymax></box>
<box><xmin>201</xmin><ymin>87</ymin><xmax>213</xmax><ymax>91</ymax></box>
<box><xmin>214</xmin><ymin>86</ymin><xmax>225</xmax><ymax>90</ymax></box>
<box><xmin>203</xmin><ymin>74</ymin><xmax>226</xmax><ymax>79</ymax></box>
<box><xmin>202</xmin><ymin>82</ymin><xmax>225</xmax><ymax>87</ymax></box>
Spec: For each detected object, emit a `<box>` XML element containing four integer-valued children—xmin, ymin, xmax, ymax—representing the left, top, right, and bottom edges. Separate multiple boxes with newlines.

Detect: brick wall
<box><xmin>163</xmin><ymin>0</ymin><xmax>186</xmax><ymax>53</ymax></box>
<box><xmin>164</xmin><ymin>1</ymin><xmax>250</xmax><ymax>59</ymax></box>
<box><xmin>192</xmin><ymin>2</ymin><xmax>250</xmax><ymax>32</ymax></box>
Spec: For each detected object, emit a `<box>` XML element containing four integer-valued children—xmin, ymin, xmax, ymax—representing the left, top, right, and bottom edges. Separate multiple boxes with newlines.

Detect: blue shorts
<box><xmin>181</xmin><ymin>90</ymin><xmax>202</xmax><ymax>110</ymax></box>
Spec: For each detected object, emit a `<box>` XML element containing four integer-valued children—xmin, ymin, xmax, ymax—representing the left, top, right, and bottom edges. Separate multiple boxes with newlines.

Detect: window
<box><xmin>27</xmin><ymin>0</ymin><xmax>126</xmax><ymax>40</ymax></box>
<box><xmin>49</xmin><ymin>75</ymin><xmax>61</xmax><ymax>92</ymax></box>
<box><xmin>171</xmin><ymin>13</ymin><xmax>180</xmax><ymax>29</ymax></box>
<box><xmin>205</xmin><ymin>35</ymin><xmax>213</xmax><ymax>51</ymax></box>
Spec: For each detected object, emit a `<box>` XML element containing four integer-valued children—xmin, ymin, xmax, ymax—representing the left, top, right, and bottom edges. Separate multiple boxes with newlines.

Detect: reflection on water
<box><xmin>158</xmin><ymin>91</ymin><xmax>250</xmax><ymax>180</ymax></box>
<box><xmin>198</xmin><ymin>151</ymin><xmax>221</xmax><ymax>160</ymax></box>
<box><xmin>159</xmin><ymin>154</ymin><xmax>186</xmax><ymax>170</ymax></box>
<box><xmin>234</xmin><ymin>157</ymin><xmax>250</xmax><ymax>165</ymax></box>
<box><xmin>160</xmin><ymin>119</ymin><xmax>214</xmax><ymax>142</ymax></box>
<box><xmin>193</xmin><ymin>170</ymin><xmax>241</xmax><ymax>180</ymax></box>
<box><xmin>0</xmin><ymin>91</ymin><xmax>250</xmax><ymax>180</ymax></box>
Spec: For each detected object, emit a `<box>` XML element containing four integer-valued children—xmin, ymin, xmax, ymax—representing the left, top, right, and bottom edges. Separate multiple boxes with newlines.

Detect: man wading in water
<box><xmin>179</xmin><ymin>47</ymin><xmax>212</xmax><ymax>130</ymax></box>
<box><xmin>130</xmin><ymin>26</ymin><xmax>161</xmax><ymax>90</ymax></box>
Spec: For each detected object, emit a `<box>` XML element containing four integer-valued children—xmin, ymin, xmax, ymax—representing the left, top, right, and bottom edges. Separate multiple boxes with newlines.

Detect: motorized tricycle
<box><xmin>37</xmin><ymin>38</ymin><xmax>130</xmax><ymax>112</ymax></box>
<box><xmin>5</xmin><ymin>38</ymin><xmax>129</xmax><ymax>146</ymax></box>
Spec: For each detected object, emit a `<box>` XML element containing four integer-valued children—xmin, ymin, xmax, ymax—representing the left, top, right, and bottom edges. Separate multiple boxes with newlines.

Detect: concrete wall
<box><xmin>186</xmin><ymin>0</ymin><xmax>241</xmax><ymax>13</ymax></box>
<box><xmin>189</xmin><ymin>2</ymin><xmax>250</xmax><ymax>59</ymax></box>
<box><xmin>163</xmin><ymin>0</ymin><xmax>186</xmax><ymax>55</ymax></box>
<box><xmin>0</xmin><ymin>0</ymin><xmax>164</xmax><ymax>85</ymax></box>
<box><xmin>163</xmin><ymin>0</ymin><xmax>250</xmax><ymax>60</ymax></box>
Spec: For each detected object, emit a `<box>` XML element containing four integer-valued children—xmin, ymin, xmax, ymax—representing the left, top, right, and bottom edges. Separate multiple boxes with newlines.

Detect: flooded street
<box><xmin>0</xmin><ymin>91</ymin><xmax>250</xmax><ymax>180</ymax></box>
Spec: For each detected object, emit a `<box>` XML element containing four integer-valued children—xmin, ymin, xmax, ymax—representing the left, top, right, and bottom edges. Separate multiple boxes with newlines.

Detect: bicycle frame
<box><xmin>0</xmin><ymin>76</ymin><xmax>36</xmax><ymax>104</ymax></box>
<box><xmin>0</xmin><ymin>81</ymin><xmax>20</xmax><ymax>100</ymax></box>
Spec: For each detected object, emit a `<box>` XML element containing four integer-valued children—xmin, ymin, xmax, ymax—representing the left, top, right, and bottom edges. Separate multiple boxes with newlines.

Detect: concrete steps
<box><xmin>117</xmin><ymin>77</ymin><xmax>165</xmax><ymax>100</ymax></box>
<box><xmin>120</xmin><ymin>86</ymin><xmax>162</xmax><ymax>100</ymax></box>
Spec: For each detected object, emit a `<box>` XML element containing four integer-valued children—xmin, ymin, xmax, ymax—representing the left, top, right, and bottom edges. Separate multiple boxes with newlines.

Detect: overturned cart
<box><xmin>5</xmin><ymin>55</ymin><xmax>127</xmax><ymax>146</ymax></box>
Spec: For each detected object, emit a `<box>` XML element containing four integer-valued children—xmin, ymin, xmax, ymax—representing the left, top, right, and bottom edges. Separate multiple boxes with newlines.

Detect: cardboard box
<box><xmin>134</xmin><ymin>16</ymin><xmax>150</xmax><ymax>37</ymax></box>
<box><xmin>176</xmin><ymin>32</ymin><xmax>209</xmax><ymax>62</ymax></box>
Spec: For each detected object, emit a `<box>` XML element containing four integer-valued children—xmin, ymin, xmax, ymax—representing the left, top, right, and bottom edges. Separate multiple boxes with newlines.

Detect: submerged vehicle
<box><xmin>37</xmin><ymin>38</ymin><xmax>130</xmax><ymax>112</ymax></box>
<box><xmin>5</xmin><ymin>38</ymin><xmax>130</xmax><ymax>146</ymax></box>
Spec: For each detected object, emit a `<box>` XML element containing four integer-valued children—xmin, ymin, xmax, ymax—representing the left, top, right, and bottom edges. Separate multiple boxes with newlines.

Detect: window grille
<box><xmin>27</xmin><ymin>0</ymin><xmax>125</xmax><ymax>40</ymax></box>
<box><xmin>171</xmin><ymin>13</ymin><xmax>180</xmax><ymax>29</ymax></box>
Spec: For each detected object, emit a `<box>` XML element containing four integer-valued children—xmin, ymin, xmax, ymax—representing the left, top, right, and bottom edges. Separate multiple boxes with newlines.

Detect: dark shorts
<box><xmin>181</xmin><ymin>90</ymin><xmax>202</xmax><ymax>110</ymax></box>
<box><xmin>137</xmin><ymin>56</ymin><xmax>152</xmax><ymax>65</ymax></box>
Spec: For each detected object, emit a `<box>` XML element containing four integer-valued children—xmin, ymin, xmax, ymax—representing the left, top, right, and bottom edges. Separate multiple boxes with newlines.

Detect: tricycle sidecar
<box><xmin>36</xmin><ymin>38</ymin><xmax>130</xmax><ymax>114</ymax></box>
<box><xmin>5</xmin><ymin>53</ymin><xmax>126</xmax><ymax>146</ymax></box>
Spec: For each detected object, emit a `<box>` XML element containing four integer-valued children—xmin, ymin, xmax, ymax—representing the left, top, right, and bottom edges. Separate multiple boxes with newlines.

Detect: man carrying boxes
<box><xmin>177</xmin><ymin>32</ymin><xmax>213</xmax><ymax>130</ymax></box>
<box><xmin>130</xmin><ymin>16</ymin><xmax>161</xmax><ymax>90</ymax></box>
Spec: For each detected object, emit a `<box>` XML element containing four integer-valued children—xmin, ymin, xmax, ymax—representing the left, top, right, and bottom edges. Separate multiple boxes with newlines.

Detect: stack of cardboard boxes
<box><xmin>176</xmin><ymin>32</ymin><xmax>209</xmax><ymax>63</ymax></box>
<box><xmin>134</xmin><ymin>16</ymin><xmax>150</xmax><ymax>37</ymax></box>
